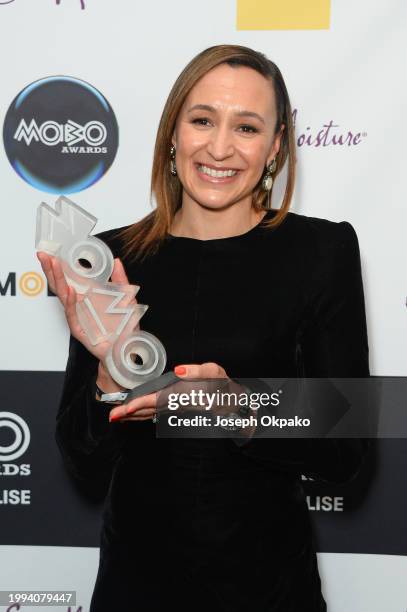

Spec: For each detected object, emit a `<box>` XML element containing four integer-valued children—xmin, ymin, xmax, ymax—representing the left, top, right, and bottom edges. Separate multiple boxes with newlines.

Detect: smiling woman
<box><xmin>51</xmin><ymin>44</ymin><xmax>370</xmax><ymax>612</ymax></box>
<box><xmin>114</xmin><ymin>44</ymin><xmax>296</xmax><ymax>256</ymax></box>
<box><xmin>168</xmin><ymin>63</ymin><xmax>283</xmax><ymax>237</ymax></box>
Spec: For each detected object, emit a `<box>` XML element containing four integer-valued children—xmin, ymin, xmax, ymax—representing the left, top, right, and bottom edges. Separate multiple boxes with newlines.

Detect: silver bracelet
<box><xmin>95</xmin><ymin>381</ymin><xmax>130</xmax><ymax>404</ymax></box>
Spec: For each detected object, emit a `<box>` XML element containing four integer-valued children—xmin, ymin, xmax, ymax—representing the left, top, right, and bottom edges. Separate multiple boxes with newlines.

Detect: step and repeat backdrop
<box><xmin>0</xmin><ymin>1</ymin><xmax>406</xmax><ymax>610</ymax></box>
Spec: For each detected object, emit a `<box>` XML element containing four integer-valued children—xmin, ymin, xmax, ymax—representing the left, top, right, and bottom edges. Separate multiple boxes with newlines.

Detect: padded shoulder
<box><xmin>285</xmin><ymin>211</ymin><xmax>359</xmax><ymax>259</ymax></box>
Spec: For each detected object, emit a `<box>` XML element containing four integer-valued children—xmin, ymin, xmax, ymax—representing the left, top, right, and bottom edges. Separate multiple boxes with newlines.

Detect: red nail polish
<box><xmin>174</xmin><ymin>366</ymin><xmax>186</xmax><ymax>375</ymax></box>
<box><xmin>109</xmin><ymin>414</ymin><xmax>121</xmax><ymax>422</ymax></box>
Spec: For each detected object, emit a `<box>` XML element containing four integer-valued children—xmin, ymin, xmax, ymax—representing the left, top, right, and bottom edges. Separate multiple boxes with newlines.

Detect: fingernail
<box><xmin>174</xmin><ymin>366</ymin><xmax>186</xmax><ymax>375</ymax></box>
<box><xmin>109</xmin><ymin>414</ymin><xmax>121</xmax><ymax>422</ymax></box>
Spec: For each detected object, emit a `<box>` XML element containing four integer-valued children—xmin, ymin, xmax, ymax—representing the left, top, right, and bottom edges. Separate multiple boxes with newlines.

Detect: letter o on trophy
<box><xmin>65</xmin><ymin>235</ymin><xmax>114</xmax><ymax>287</ymax></box>
<box><xmin>106</xmin><ymin>329</ymin><xmax>167</xmax><ymax>389</ymax></box>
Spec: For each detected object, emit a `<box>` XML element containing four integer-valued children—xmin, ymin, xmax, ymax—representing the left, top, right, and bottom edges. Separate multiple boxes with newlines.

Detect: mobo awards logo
<box><xmin>3</xmin><ymin>76</ymin><xmax>118</xmax><ymax>194</ymax></box>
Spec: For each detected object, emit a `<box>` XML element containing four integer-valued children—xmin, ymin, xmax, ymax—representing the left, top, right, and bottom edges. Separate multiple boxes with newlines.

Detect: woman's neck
<box><xmin>169</xmin><ymin>203</ymin><xmax>268</xmax><ymax>240</ymax></box>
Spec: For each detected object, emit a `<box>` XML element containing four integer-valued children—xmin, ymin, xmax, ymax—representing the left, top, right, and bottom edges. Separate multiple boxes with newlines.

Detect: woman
<box><xmin>37</xmin><ymin>45</ymin><xmax>370</xmax><ymax>611</ymax></box>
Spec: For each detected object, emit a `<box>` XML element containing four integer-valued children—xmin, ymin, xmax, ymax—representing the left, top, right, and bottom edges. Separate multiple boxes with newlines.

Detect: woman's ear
<box><xmin>267</xmin><ymin>124</ymin><xmax>285</xmax><ymax>164</ymax></box>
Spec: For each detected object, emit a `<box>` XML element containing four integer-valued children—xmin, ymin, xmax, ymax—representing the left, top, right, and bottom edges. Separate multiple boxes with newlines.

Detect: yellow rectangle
<box><xmin>237</xmin><ymin>0</ymin><xmax>331</xmax><ymax>30</ymax></box>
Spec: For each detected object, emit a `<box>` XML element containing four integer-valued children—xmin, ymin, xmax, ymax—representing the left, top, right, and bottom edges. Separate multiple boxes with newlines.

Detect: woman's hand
<box><xmin>109</xmin><ymin>362</ymin><xmax>249</xmax><ymax>423</ymax></box>
<box><xmin>36</xmin><ymin>251</ymin><xmax>136</xmax><ymax>364</ymax></box>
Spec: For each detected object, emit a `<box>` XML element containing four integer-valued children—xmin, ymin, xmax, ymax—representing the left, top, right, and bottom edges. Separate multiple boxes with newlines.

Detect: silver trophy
<box><xmin>35</xmin><ymin>196</ymin><xmax>179</xmax><ymax>404</ymax></box>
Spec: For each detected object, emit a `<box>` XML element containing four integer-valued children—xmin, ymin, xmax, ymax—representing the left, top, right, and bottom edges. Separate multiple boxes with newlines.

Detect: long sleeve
<box><xmin>235</xmin><ymin>220</ymin><xmax>371</xmax><ymax>484</ymax></box>
<box><xmin>55</xmin><ymin>333</ymin><xmax>129</xmax><ymax>496</ymax></box>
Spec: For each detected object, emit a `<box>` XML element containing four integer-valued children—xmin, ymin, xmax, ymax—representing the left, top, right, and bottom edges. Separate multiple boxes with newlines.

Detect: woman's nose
<box><xmin>206</xmin><ymin>125</ymin><xmax>234</xmax><ymax>160</ymax></box>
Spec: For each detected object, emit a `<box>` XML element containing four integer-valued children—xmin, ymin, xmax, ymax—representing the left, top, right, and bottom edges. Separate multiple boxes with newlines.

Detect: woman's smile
<box><xmin>194</xmin><ymin>161</ymin><xmax>241</xmax><ymax>183</ymax></box>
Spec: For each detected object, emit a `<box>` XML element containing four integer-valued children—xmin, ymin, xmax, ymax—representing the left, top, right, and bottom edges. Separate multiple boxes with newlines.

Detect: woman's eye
<box><xmin>191</xmin><ymin>117</ymin><xmax>211</xmax><ymax>126</ymax></box>
<box><xmin>238</xmin><ymin>125</ymin><xmax>258</xmax><ymax>134</ymax></box>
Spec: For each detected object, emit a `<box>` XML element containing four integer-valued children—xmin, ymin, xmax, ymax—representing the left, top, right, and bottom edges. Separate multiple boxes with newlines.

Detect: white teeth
<box><xmin>198</xmin><ymin>164</ymin><xmax>238</xmax><ymax>178</ymax></box>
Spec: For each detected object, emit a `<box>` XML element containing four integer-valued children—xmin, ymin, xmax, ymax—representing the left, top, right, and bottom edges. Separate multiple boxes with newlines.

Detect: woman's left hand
<box><xmin>109</xmin><ymin>362</ymin><xmax>245</xmax><ymax>422</ymax></box>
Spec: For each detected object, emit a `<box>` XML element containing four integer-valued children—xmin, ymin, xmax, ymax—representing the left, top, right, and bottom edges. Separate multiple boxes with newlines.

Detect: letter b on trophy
<box><xmin>35</xmin><ymin>196</ymin><xmax>166</xmax><ymax>390</ymax></box>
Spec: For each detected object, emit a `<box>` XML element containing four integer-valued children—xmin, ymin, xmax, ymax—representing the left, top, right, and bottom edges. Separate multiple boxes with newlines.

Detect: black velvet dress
<box><xmin>56</xmin><ymin>209</ymin><xmax>370</xmax><ymax>611</ymax></box>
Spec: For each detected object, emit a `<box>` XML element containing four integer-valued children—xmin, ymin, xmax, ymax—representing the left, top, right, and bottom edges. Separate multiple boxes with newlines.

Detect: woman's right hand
<box><xmin>36</xmin><ymin>251</ymin><xmax>136</xmax><ymax>367</ymax></box>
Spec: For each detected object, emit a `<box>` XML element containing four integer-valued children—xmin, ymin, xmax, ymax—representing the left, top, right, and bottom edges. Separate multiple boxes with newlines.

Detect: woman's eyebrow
<box><xmin>186</xmin><ymin>104</ymin><xmax>265</xmax><ymax>125</ymax></box>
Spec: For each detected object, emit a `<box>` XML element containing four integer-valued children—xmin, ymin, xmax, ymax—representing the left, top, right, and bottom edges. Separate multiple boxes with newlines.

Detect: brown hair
<box><xmin>116</xmin><ymin>44</ymin><xmax>296</xmax><ymax>264</ymax></box>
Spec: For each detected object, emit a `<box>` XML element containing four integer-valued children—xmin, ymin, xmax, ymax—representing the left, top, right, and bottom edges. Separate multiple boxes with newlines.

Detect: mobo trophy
<box><xmin>35</xmin><ymin>196</ymin><xmax>179</xmax><ymax>404</ymax></box>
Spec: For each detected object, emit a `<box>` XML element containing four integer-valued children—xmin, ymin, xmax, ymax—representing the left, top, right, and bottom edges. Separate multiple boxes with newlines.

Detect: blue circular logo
<box><xmin>3</xmin><ymin>76</ymin><xmax>119</xmax><ymax>194</ymax></box>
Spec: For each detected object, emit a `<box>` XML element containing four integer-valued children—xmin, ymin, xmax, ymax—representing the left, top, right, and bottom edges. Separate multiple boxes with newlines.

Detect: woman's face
<box><xmin>172</xmin><ymin>63</ymin><xmax>284</xmax><ymax>211</ymax></box>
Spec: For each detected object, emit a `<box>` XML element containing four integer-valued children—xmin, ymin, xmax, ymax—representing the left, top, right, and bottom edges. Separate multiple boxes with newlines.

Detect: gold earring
<box><xmin>170</xmin><ymin>145</ymin><xmax>177</xmax><ymax>176</ymax></box>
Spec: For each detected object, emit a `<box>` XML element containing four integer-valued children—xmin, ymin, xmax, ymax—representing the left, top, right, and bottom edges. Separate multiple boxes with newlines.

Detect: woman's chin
<box><xmin>193</xmin><ymin>198</ymin><xmax>237</xmax><ymax>212</ymax></box>
<box><xmin>186</xmin><ymin>188</ymin><xmax>241</xmax><ymax>210</ymax></box>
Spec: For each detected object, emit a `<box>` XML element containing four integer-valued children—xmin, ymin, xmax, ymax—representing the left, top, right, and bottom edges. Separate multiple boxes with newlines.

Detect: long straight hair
<box><xmin>116</xmin><ymin>44</ymin><xmax>296</xmax><ymax>264</ymax></box>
